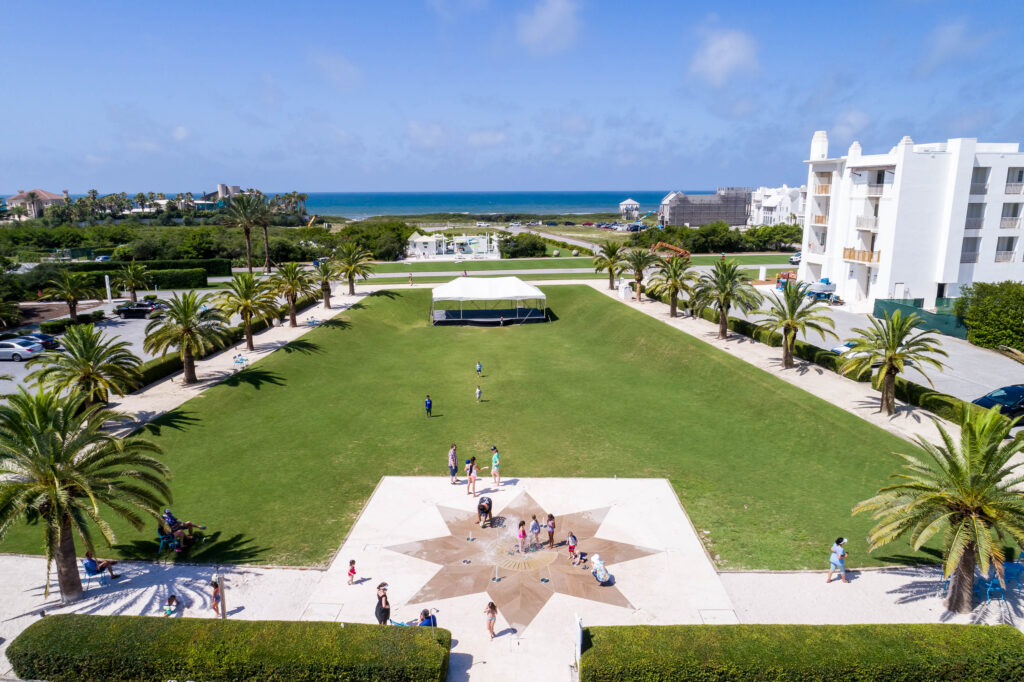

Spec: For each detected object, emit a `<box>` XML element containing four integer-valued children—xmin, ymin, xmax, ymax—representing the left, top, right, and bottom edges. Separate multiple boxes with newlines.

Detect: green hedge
<box><xmin>581</xmin><ymin>624</ymin><xmax>1024</xmax><ymax>681</ymax></box>
<box><xmin>92</xmin><ymin>267</ymin><xmax>208</xmax><ymax>290</ymax></box>
<box><xmin>8</xmin><ymin>614</ymin><xmax>450</xmax><ymax>682</ymax></box>
<box><xmin>39</xmin><ymin>310</ymin><xmax>106</xmax><ymax>334</ymax></box>
<box><xmin>60</xmin><ymin>258</ymin><xmax>231</xmax><ymax>276</ymax></box>
<box><xmin>137</xmin><ymin>353</ymin><xmax>184</xmax><ymax>386</ymax></box>
<box><xmin>894</xmin><ymin>376</ymin><xmax>1006</xmax><ymax>427</ymax></box>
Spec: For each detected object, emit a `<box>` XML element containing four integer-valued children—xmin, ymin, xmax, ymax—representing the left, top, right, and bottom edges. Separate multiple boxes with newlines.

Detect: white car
<box><xmin>0</xmin><ymin>338</ymin><xmax>44</xmax><ymax>361</ymax></box>
<box><xmin>830</xmin><ymin>341</ymin><xmax>912</xmax><ymax>368</ymax></box>
<box><xmin>789</xmin><ymin>252</ymin><xmax>802</xmax><ymax>265</ymax></box>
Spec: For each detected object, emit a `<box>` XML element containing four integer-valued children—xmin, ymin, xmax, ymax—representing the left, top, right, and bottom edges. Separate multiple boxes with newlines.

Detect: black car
<box><xmin>973</xmin><ymin>385</ymin><xmax>1024</xmax><ymax>418</ymax></box>
<box><xmin>20</xmin><ymin>333</ymin><xmax>60</xmax><ymax>349</ymax></box>
<box><xmin>563</xmin><ymin>221</ymin><xmax>575</xmax><ymax>226</ymax></box>
<box><xmin>117</xmin><ymin>302</ymin><xmax>161</xmax><ymax>319</ymax></box>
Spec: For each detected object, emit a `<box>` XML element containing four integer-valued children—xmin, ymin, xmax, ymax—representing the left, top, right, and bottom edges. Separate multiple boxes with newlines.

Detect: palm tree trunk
<box><xmin>182</xmin><ymin>347</ymin><xmax>198</xmax><ymax>384</ymax></box>
<box><xmin>718</xmin><ymin>309</ymin><xmax>728</xmax><ymax>339</ymax></box>
<box><xmin>244</xmin><ymin>315</ymin><xmax>254</xmax><ymax>352</ymax></box>
<box><xmin>288</xmin><ymin>295</ymin><xmax>297</xmax><ymax>327</ymax></box>
<box><xmin>669</xmin><ymin>294</ymin><xmax>677</xmax><ymax>318</ymax></box>
<box><xmin>129</xmin><ymin>287</ymin><xmax>137</xmax><ymax>303</ymax></box>
<box><xmin>783</xmin><ymin>330</ymin><xmax>795</xmax><ymax>369</ymax></box>
<box><xmin>635</xmin><ymin>277</ymin><xmax>642</xmax><ymax>302</ymax></box>
<box><xmin>322</xmin><ymin>282</ymin><xmax>331</xmax><ymax>310</ymax></box>
<box><xmin>243</xmin><ymin>227</ymin><xmax>253</xmax><ymax>274</ymax></box>
<box><xmin>880</xmin><ymin>367</ymin><xmax>897</xmax><ymax>415</ymax></box>
<box><xmin>946</xmin><ymin>545</ymin><xmax>976</xmax><ymax>613</ymax></box>
<box><xmin>608</xmin><ymin>270</ymin><xmax>614</xmax><ymax>291</ymax></box>
<box><xmin>348</xmin><ymin>275</ymin><xmax>355</xmax><ymax>296</ymax></box>
<box><xmin>262</xmin><ymin>226</ymin><xmax>271</xmax><ymax>274</ymax></box>
<box><xmin>68</xmin><ymin>300</ymin><xmax>77</xmax><ymax>319</ymax></box>
<box><xmin>55</xmin><ymin>514</ymin><xmax>84</xmax><ymax>603</ymax></box>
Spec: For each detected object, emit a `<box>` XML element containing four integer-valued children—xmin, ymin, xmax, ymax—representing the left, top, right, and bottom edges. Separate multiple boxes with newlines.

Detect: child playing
<box><xmin>348</xmin><ymin>559</ymin><xmax>356</xmax><ymax>585</ymax></box>
<box><xmin>210</xmin><ymin>580</ymin><xmax>221</xmax><ymax>616</ymax></box>
<box><xmin>546</xmin><ymin>514</ymin><xmax>556</xmax><ymax>549</ymax></box>
<box><xmin>476</xmin><ymin>385</ymin><xmax>482</xmax><ymax>403</ymax></box>
<box><xmin>529</xmin><ymin>515</ymin><xmax>541</xmax><ymax>550</ymax></box>
<box><xmin>163</xmin><ymin>595</ymin><xmax>177</xmax><ymax>617</ymax></box>
<box><xmin>567</xmin><ymin>531</ymin><xmax>578</xmax><ymax>564</ymax></box>
<box><xmin>484</xmin><ymin>601</ymin><xmax>497</xmax><ymax>640</ymax></box>
<box><xmin>518</xmin><ymin>520</ymin><xmax>527</xmax><ymax>553</ymax></box>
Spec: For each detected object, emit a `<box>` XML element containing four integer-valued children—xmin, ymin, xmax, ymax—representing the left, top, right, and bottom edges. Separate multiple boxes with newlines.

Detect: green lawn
<box><xmin>371</xmin><ymin>254</ymin><xmax>789</xmax><ymax>274</ymax></box>
<box><xmin>1</xmin><ymin>286</ymin><xmax>928</xmax><ymax>570</ymax></box>
<box><xmin>365</xmin><ymin>273</ymin><xmax>603</xmax><ymax>285</ymax></box>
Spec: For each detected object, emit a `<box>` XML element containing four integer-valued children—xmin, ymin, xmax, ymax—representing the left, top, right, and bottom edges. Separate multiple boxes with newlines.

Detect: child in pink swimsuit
<box><xmin>518</xmin><ymin>520</ymin><xmax>527</xmax><ymax>553</ymax></box>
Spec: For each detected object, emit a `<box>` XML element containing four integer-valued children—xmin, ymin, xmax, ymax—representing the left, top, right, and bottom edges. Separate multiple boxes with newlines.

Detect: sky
<box><xmin>3</xmin><ymin>0</ymin><xmax>1023</xmax><ymax>193</ymax></box>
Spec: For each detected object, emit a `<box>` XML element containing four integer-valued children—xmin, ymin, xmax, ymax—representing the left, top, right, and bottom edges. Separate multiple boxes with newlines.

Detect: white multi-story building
<box><xmin>749</xmin><ymin>185</ymin><xmax>806</xmax><ymax>226</ymax></box>
<box><xmin>797</xmin><ymin>130</ymin><xmax>1024</xmax><ymax>312</ymax></box>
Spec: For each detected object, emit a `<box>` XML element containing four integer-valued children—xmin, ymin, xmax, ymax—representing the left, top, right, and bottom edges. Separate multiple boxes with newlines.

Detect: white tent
<box><xmin>431</xmin><ymin>276</ymin><xmax>547</xmax><ymax>325</ymax></box>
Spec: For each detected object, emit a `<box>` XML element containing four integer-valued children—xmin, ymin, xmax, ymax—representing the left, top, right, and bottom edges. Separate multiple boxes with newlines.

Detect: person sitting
<box><xmin>83</xmin><ymin>551</ymin><xmax>120</xmax><ymax>579</ymax></box>
<box><xmin>591</xmin><ymin>554</ymin><xmax>609</xmax><ymax>584</ymax></box>
<box><xmin>417</xmin><ymin>609</ymin><xmax>437</xmax><ymax>627</ymax></box>
<box><xmin>159</xmin><ymin>520</ymin><xmax>193</xmax><ymax>552</ymax></box>
<box><xmin>162</xmin><ymin>508</ymin><xmax>206</xmax><ymax>537</ymax></box>
<box><xmin>477</xmin><ymin>496</ymin><xmax>493</xmax><ymax>528</ymax></box>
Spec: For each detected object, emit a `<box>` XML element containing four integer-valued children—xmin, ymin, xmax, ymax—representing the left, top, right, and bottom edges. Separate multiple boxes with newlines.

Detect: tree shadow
<box><xmin>139</xmin><ymin>409</ymin><xmax>200</xmax><ymax>436</ymax></box>
<box><xmin>319</xmin><ymin>318</ymin><xmax>351</xmax><ymax>330</ymax></box>
<box><xmin>220</xmin><ymin>368</ymin><xmax>286</xmax><ymax>390</ymax></box>
<box><xmin>368</xmin><ymin>290</ymin><xmax>401</xmax><ymax>299</ymax></box>
<box><xmin>280</xmin><ymin>339</ymin><xmax>322</xmax><ymax>355</ymax></box>
<box><xmin>114</xmin><ymin>531</ymin><xmax>268</xmax><ymax>565</ymax></box>
<box><xmin>874</xmin><ymin>547</ymin><xmax>943</xmax><ymax>566</ymax></box>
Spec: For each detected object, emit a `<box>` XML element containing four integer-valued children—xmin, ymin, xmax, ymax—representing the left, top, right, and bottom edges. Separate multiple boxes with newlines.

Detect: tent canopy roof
<box><xmin>432</xmin><ymin>276</ymin><xmax>546</xmax><ymax>302</ymax></box>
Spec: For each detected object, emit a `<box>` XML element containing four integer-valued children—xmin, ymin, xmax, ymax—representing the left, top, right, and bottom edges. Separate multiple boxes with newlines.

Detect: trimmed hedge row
<box><xmin>91</xmin><ymin>267</ymin><xmax>208</xmax><ymax>290</ymax></box>
<box><xmin>581</xmin><ymin>624</ymin><xmax>1024</xmax><ymax>681</ymax></box>
<box><xmin>39</xmin><ymin>310</ymin><xmax>106</xmax><ymax>334</ymax></box>
<box><xmin>59</xmin><ymin>258</ymin><xmax>231</xmax><ymax>276</ymax></box>
<box><xmin>8</xmin><ymin>614</ymin><xmax>451</xmax><ymax>682</ymax></box>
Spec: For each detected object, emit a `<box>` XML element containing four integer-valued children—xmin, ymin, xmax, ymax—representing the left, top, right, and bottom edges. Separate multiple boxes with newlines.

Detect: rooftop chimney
<box><xmin>810</xmin><ymin>131</ymin><xmax>828</xmax><ymax>160</ymax></box>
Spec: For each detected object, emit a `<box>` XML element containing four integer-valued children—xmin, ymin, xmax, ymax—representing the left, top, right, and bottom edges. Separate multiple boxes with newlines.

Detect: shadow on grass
<box><xmin>546</xmin><ymin>307</ymin><xmax>559</xmax><ymax>322</ymax></box>
<box><xmin>281</xmin><ymin>339</ymin><xmax>322</xmax><ymax>355</ymax></box>
<box><xmin>874</xmin><ymin>546</ymin><xmax>943</xmax><ymax>566</ymax></box>
<box><xmin>141</xmin><ymin>409</ymin><xmax>200</xmax><ymax>436</ymax></box>
<box><xmin>318</xmin><ymin>318</ymin><xmax>351</xmax><ymax>330</ymax></box>
<box><xmin>220</xmin><ymin>368</ymin><xmax>285</xmax><ymax>390</ymax></box>
<box><xmin>368</xmin><ymin>290</ymin><xmax>401</xmax><ymax>299</ymax></box>
<box><xmin>113</xmin><ymin>530</ymin><xmax>268</xmax><ymax>564</ymax></box>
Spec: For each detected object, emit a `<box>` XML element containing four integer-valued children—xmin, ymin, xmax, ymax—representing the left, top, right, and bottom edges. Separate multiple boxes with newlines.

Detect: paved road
<box><xmin>419</xmin><ymin>222</ymin><xmax>598</xmax><ymax>251</ymax></box>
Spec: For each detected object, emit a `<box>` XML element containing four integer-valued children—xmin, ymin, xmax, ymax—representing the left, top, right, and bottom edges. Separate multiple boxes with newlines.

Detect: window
<box><xmin>1003</xmin><ymin>203</ymin><xmax>1022</xmax><ymax>218</ymax></box>
<box><xmin>1009</xmin><ymin>168</ymin><xmax>1024</xmax><ymax>183</ymax></box>
<box><xmin>873</xmin><ymin>170</ymin><xmax>885</xmax><ymax>185</ymax></box>
<box><xmin>972</xmin><ymin>167</ymin><xmax>990</xmax><ymax>184</ymax></box>
<box><xmin>997</xmin><ymin>236</ymin><xmax>1017</xmax><ymax>251</ymax></box>
<box><xmin>961</xmin><ymin>236</ymin><xmax>981</xmax><ymax>263</ymax></box>
<box><xmin>967</xmin><ymin>203</ymin><xmax>985</xmax><ymax>218</ymax></box>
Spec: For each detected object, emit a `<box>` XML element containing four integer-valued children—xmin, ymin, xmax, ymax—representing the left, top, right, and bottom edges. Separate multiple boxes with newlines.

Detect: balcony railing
<box><xmin>960</xmin><ymin>251</ymin><xmax>980</xmax><ymax>264</ymax></box>
<box><xmin>814</xmin><ymin>184</ymin><xmax>831</xmax><ymax>195</ymax></box>
<box><xmin>856</xmin><ymin>215</ymin><xmax>878</xmax><ymax>229</ymax></box>
<box><xmin>1006</xmin><ymin>183</ymin><xmax>1024</xmax><ymax>194</ymax></box>
<box><xmin>812</xmin><ymin>214</ymin><xmax>829</xmax><ymax>225</ymax></box>
<box><xmin>970</xmin><ymin>183</ymin><xmax>988</xmax><ymax>195</ymax></box>
<box><xmin>806</xmin><ymin>244</ymin><xmax>826</xmax><ymax>255</ymax></box>
<box><xmin>995</xmin><ymin>250</ymin><xmax>1016</xmax><ymax>263</ymax></box>
<box><xmin>1001</xmin><ymin>217</ymin><xmax>1021</xmax><ymax>229</ymax></box>
<box><xmin>843</xmin><ymin>247</ymin><xmax>881</xmax><ymax>264</ymax></box>
<box><xmin>965</xmin><ymin>217</ymin><xmax>985</xmax><ymax>229</ymax></box>
<box><xmin>866</xmin><ymin>184</ymin><xmax>884</xmax><ymax>196</ymax></box>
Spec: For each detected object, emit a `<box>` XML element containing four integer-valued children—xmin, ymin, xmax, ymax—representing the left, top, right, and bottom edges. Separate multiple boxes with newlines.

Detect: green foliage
<box><xmin>61</xmin><ymin>258</ymin><xmax>231</xmax><ymax>276</ymax></box>
<box><xmin>629</xmin><ymin>221</ymin><xmax>801</xmax><ymax>254</ymax></box>
<box><xmin>83</xmin><ymin>268</ymin><xmax>207</xmax><ymax>290</ymax></box>
<box><xmin>498</xmin><ymin>232</ymin><xmax>547</xmax><ymax>258</ymax></box>
<box><xmin>954</xmin><ymin>281</ymin><xmax>1024</xmax><ymax>349</ymax></box>
<box><xmin>581</xmin><ymin>624</ymin><xmax>1024</xmax><ymax>681</ymax></box>
<box><xmin>137</xmin><ymin>353</ymin><xmax>184</xmax><ymax>386</ymax></box>
<box><xmin>26</xmin><ymin>324</ymin><xmax>142</xmax><ymax>403</ymax></box>
<box><xmin>340</xmin><ymin>220</ymin><xmax>415</xmax><ymax>261</ymax></box>
<box><xmin>39</xmin><ymin>310</ymin><xmax>105</xmax><ymax>334</ymax></box>
<box><xmin>8</xmin><ymin>614</ymin><xmax>451</xmax><ymax>682</ymax></box>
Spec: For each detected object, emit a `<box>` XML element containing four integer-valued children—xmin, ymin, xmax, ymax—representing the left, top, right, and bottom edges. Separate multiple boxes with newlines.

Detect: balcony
<box><xmin>1001</xmin><ymin>217</ymin><xmax>1021</xmax><ymax>229</ymax></box>
<box><xmin>965</xmin><ymin>217</ymin><xmax>985</xmax><ymax>229</ymax></box>
<box><xmin>814</xmin><ymin>184</ymin><xmax>831</xmax><ymax>195</ymax></box>
<box><xmin>1006</xmin><ymin>183</ymin><xmax>1024</xmax><ymax>194</ymax></box>
<box><xmin>812</xmin><ymin>214</ymin><xmax>829</xmax><ymax>226</ymax></box>
<box><xmin>856</xmin><ymin>215</ymin><xmax>878</xmax><ymax>230</ymax></box>
<box><xmin>970</xmin><ymin>183</ymin><xmax>989</xmax><ymax>195</ymax></box>
<box><xmin>866</xmin><ymin>184</ymin><xmax>884</xmax><ymax>196</ymax></box>
<box><xmin>996</xmin><ymin>250</ymin><xmax>1015</xmax><ymax>263</ymax></box>
<box><xmin>806</xmin><ymin>244</ymin><xmax>826</xmax><ymax>255</ymax></box>
<box><xmin>960</xmin><ymin>251</ymin><xmax>980</xmax><ymax>264</ymax></box>
<box><xmin>843</xmin><ymin>247</ymin><xmax>881</xmax><ymax>264</ymax></box>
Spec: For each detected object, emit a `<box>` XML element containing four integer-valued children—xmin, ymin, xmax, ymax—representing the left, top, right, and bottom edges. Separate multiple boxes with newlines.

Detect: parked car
<box><xmin>563</xmin><ymin>221</ymin><xmax>575</xmax><ymax>226</ymax></box>
<box><xmin>0</xmin><ymin>339</ymin><xmax>43</xmax><ymax>361</ymax></box>
<box><xmin>830</xmin><ymin>341</ymin><xmax>912</xmax><ymax>368</ymax></box>
<box><xmin>544</xmin><ymin>221</ymin><xmax>558</xmax><ymax>226</ymax></box>
<box><xmin>973</xmin><ymin>385</ymin><xmax>1024</xmax><ymax>419</ymax></box>
<box><xmin>20</xmin><ymin>333</ymin><xmax>60</xmax><ymax>349</ymax></box>
<box><xmin>582</xmin><ymin>222</ymin><xmax>594</xmax><ymax>226</ymax></box>
<box><xmin>789</xmin><ymin>252</ymin><xmax>802</xmax><ymax>265</ymax></box>
<box><xmin>95</xmin><ymin>255</ymin><xmax>111</xmax><ymax>262</ymax></box>
<box><xmin>117</xmin><ymin>302</ymin><xmax>161</xmax><ymax>319</ymax></box>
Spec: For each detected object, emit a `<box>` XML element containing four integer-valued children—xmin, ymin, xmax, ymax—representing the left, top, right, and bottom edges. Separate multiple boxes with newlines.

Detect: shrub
<box><xmin>894</xmin><ymin>376</ymin><xmax>1006</xmax><ymax>427</ymax></box>
<box><xmin>60</xmin><ymin>258</ymin><xmax>231</xmax><ymax>276</ymax></box>
<box><xmin>499</xmin><ymin>233</ymin><xmax>546</xmax><ymax>258</ymax></box>
<box><xmin>955</xmin><ymin>281</ymin><xmax>1024</xmax><ymax>350</ymax></box>
<box><xmin>8</xmin><ymin>614</ymin><xmax>450</xmax><ymax>681</ymax></box>
<box><xmin>137</xmin><ymin>353</ymin><xmax>184</xmax><ymax>386</ymax></box>
<box><xmin>143</xmin><ymin>293</ymin><xmax>157</xmax><ymax>301</ymax></box>
<box><xmin>581</xmin><ymin>624</ymin><xmax>1024</xmax><ymax>682</ymax></box>
<box><xmin>90</xmin><ymin>268</ymin><xmax>207</xmax><ymax>291</ymax></box>
<box><xmin>39</xmin><ymin>311</ymin><xmax>105</xmax><ymax>334</ymax></box>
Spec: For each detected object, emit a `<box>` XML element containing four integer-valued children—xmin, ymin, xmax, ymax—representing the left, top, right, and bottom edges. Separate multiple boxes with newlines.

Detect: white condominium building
<box><xmin>749</xmin><ymin>185</ymin><xmax>806</xmax><ymax>227</ymax></box>
<box><xmin>797</xmin><ymin>131</ymin><xmax>1024</xmax><ymax>312</ymax></box>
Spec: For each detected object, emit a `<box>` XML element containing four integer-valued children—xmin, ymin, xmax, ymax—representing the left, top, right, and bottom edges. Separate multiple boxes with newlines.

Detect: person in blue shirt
<box><xmin>83</xmin><ymin>551</ymin><xmax>120</xmax><ymax>579</ymax></box>
<box><xmin>425</xmin><ymin>395</ymin><xmax>432</xmax><ymax>417</ymax></box>
<box><xmin>476</xmin><ymin>361</ymin><xmax>482</xmax><ymax>377</ymax></box>
<box><xmin>418</xmin><ymin>609</ymin><xmax>437</xmax><ymax>627</ymax></box>
<box><xmin>826</xmin><ymin>537</ymin><xmax>850</xmax><ymax>583</ymax></box>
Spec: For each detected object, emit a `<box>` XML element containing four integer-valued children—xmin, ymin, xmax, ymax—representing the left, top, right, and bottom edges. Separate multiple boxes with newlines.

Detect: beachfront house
<box><xmin>749</xmin><ymin>185</ymin><xmax>806</xmax><ymax>227</ymax></box>
<box><xmin>6</xmin><ymin>189</ymin><xmax>67</xmax><ymax>219</ymax></box>
<box><xmin>407</xmin><ymin>232</ymin><xmax>499</xmax><ymax>260</ymax></box>
<box><xmin>619</xmin><ymin>198</ymin><xmax>640</xmax><ymax>221</ymax></box>
<box><xmin>657</xmin><ymin>188</ymin><xmax>751</xmax><ymax>228</ymax></box>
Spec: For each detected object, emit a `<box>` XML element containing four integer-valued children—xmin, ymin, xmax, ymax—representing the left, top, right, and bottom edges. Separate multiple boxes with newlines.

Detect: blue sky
<box><xmin>3</xmin><ymin>0</ymin><xmax>1022</xmax><ymax>193</ymax></box>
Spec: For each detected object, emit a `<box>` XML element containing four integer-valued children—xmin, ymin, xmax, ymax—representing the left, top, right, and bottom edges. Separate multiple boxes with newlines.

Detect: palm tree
<box><xmin>753</xmin><ymin>282</ymin><xmax>838</xmax><ymax>369</ymax></box>
<box><xmin>144</xmin><ymin>291</ymin><xmax>227</xmax><ymax>384</ymax></box>
<box><xmin>134</xmin><ymin>192</ymin><xmax>147</xmax><ymax>211</ymax></box>
<box><xmin>592</xmin><ymin>240</ymin><xmax>627</xmax><ymax>291</ymax></box>
<box><xmin>840</xmin><ymin>309</ymin><xmax>947</xmax><ymax>415</ymax></box>
<box><xmin>218</xmin><ymin>273</ymin><xmax>279</xmax><ymax>351</ymax></box>
<box><xmin>854</xmin><ymin>407</ymin><xmax>1024</xmax><ymax>613</ymax></box>
<box><xmin>222</xmin><ymin>194</ymin><xmax>269</xmax><ymax>273</ymax></box>
<box><xmin>645</xmin><ymin>256</ymin><xmax>697</xmax><ymax>318</ymax></box>
<box><xmin>336</xmin><ymin>242</ymin><xmax>374</xmax><ymax>295</ymax></box>
<box><xmin>112</xmin><ymin>261</ymin><xmax>151</xmax><ymax>303</ymax></box>
<box><xmin>10</xmin><ymin>204</ymin><xmax>28</xmax><ymax>221</ymax></box>
<box><xmin>0</xmin><ymin>388</ymin><xmax>169</xmax><ymax>603</ymax></box>
<box><xmin>692</xmin><ymin>259</ymin><xmax>763</xmax><ymax>339</ymax></box>
<box><xmin>0</xmin><ymin>300</ymin><xmax>21</xmax><ymax>328</ymax></box>
<box><xmin>270</xmin><ymin>262</ymin><xmax>316</xmax><ymax>328</ymax></box>
<box><xmin>24</xmin><ymin>191</ymin><xmax>40</xmax><ymax>219</ymax></box>
<box><xmin>26</xmin><ymin>324</ymin><xmax>142</xmax><ymax>404</ymax></box>
<box><xmin>312</xmin><ymin>259</ymin><xmax>340</xmax><ymax>310</ymax></box>
<box><xmin>622</xmin><ymin>249</ymin><xmax>658</xmax><ymax>302</ymax></box>
<box><xmin>43</xmin><ymin>271</ymin><xmax>101</xmax><ymax>319</ymax></box>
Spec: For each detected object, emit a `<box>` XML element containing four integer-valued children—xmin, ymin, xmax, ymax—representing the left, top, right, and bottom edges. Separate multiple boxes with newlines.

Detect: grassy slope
<box><xmin>0</xmin><ymin>287</ymin><xmax>925</xmax><ymax>569</ymax></box>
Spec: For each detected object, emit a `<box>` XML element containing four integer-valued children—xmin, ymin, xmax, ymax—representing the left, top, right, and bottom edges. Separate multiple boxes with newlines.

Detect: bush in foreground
<box><xmin>8</xmin><ymin>615</ymin><xmax>451</xmax><ymax>682</ymax></box>
<box><xmin>581</xmin><ymin>624</ymin><xmax>1024</xmax><ymax>682</ymax></box>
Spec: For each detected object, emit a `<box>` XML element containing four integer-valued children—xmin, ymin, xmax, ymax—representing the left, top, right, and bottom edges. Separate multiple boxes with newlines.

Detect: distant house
<box><xmin>407</xmin><ymin>232</ymin><xmax>499</xmax><ymax>260</ymax></box>
<box><xmin>200</xmin><ymin>184</ymin><xmax>244</xmax><ymax>205</ymax></box>
<box><xmin>6</xmin><ymin>189</ymin><xmax>67</xmax><ymax>219</ymax></box>
<box><xmin>619</xmin><ymin>198</ymin><xmax>640</xmax><ymax>221</ymax></box>
<box><xmin>657</xmin><ymin>188</ymin><xmax>751</xmax><ymax>228</ymax></box>
<box><xmin>748</xmin><ymin>185</ymin><xmax>806</xmax><ymax>226</ymax></box>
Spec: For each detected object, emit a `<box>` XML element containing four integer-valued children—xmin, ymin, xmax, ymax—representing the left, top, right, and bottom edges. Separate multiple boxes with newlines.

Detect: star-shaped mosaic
<box><xmin>386</xmin><ymin>491</ymin><xmax>658</xmax><ymax>629</ymax></box>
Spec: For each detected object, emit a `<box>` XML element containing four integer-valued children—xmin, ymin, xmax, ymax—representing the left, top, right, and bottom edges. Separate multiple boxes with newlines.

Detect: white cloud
<box><xmin>172</xmin><ymin>125</ymin><xmax>190</xmax><ymax>141</ymax></box>
<box><xmin>688</xmin><ymin>29</ymin><xmax>757</xmax><ymax>87</ymax></box>
<box><xmin>832</xmin><ymin>109</ymin><xmax>870</xmax><ymax>141</ymax></box>
<box><xmin>407</xmin><ymin>121</ymin><xmax>448</xmax><ymax>150</ymax></box>
<box><xmin>917</xmin><ymin>20</ymin><xmax>992</xmax><ymax>75</ymax></box>
<box><xmin>467</xmin><ymin>129</ymin><xmax>507</xmax><ymax>148</ymax></box>
<box><xmin>516</xmin><ymin>0</ymin><xmax>579</xmax><ymax>56</ymax></box>
<box><xmin>308</xmin><ymin>49</ymin><xmax>362</xmax><ymax>91</ymax></box>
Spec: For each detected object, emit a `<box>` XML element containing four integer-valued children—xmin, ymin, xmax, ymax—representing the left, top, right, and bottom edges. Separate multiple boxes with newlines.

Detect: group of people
<box><xmin>374</xmin><ymin>581</ymin><xmax>497</xmax><ymax>639</ymax></box>
<box><xmin>448</xmin><ymin>444</ymin><xmax>502</xmax><ymax>496</ymax></box>
<box><xmin>516</xmin><ymin>514</ymin><xmax>557</xmax><ymax>553</ymax></box>
<box><xmin>160</xmin><ymin>508</ymin><xmax>206</xmax><ymax>552</ymax></box>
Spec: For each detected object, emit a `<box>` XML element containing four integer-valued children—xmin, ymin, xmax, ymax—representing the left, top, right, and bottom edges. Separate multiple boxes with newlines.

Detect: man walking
<box><xmin>476</xmin><ymin>361</ymin><xmax>482</xmax><ymax>377</ymax></box>
<box><xmin>425</xmin><ymin>395</ymin><xmax>432</xmax><ymax>418</ymax></box>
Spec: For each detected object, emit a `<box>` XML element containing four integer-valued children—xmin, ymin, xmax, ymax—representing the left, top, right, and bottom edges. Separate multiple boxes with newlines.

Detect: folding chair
<box><xmin>81</xmin><ymin>561</ymin><xmax>109</xmax><ymax>591</ymax></box>
<box><xmin>984</xmin><ymin>577</ymin><xmax>1004</xmax><ymax>605</ymax></box>
<box><xmin>156</xmin><ymin>525</ymin><xmax>179</xmax><ymax>555</ymax></box>
<box><xmin>1003</xmin><ymin>561</ymin><xmax>1023</xmax><ymax>595</ymax></box>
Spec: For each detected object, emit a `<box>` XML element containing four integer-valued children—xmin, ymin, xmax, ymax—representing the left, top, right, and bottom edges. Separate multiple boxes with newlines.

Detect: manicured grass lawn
<box><xmin>365</xmin><ymin>273</ymin><xmax>604</xmax><ymax>285</ymax></box>
<box><xmin>1</xmin><ymin>286</ymin><xmax>926</xmax><ymax>569</ymax></box>
<box><xmin>372</xmin><ymin>257</ymin><xmax>593</xmax><ymax>273</ymax></box>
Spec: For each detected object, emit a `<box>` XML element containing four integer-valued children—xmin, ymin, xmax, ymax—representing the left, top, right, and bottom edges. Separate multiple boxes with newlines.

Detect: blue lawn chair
<box><xmin>937</xmin><ymin>567</ymin><xmax>950</xmax><ymax>594</ymax></box>
<box><xmin>1002</xmin><ymin>561</ymin><xmax>1023</xmax><ymax>595</ymax></box>
<box><xmin>81</xmin><ymin>560</ymin><xmax>109</xmax><ymax>590</ymax></box>
<box><xmin>156</xmin><ymin>526</ymin><xmax>178</xmax><ymax>555</ymax></box>
<box><xmin>984</xmin><ymin>577</ymin><xmax>1004</xmax><ymax>604</ymax></box>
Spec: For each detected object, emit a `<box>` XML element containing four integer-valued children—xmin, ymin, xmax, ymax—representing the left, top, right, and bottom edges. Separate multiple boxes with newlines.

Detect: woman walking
<box><xmin>375</xmin><ymin>582</ymin><xmax>391</xmax><ymax>624</ymax></box>
<box><xmin>466</xmin><ymin>456</ymin><xmax>478</xmax><ymax>497</ymax></box>
<box><xmin>448</xmin><ymin>444</ymin><xmax>459</xmax><ymax>484</ymax></box>
<box><xmin>546</xmin><ymin>513</ymin><xmax>556</xmax><ymax>550</ymax></box>
<box><xmin>826</xmin><ymin>537</ymin><xmax>850</xmax><ymax>584</ymax></box>
<box><xmin>484</xmin><ymin>601</ymin><xmax>497</xmax><ymax>640</ymax></box>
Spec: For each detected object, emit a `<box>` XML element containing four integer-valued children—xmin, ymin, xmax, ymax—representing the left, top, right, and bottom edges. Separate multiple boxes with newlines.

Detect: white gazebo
<box><xmin>619</xmin><ymin>198</ymin><xmax>640</xmax><ymax>220</ymax></box>
<box><xmin>430</xmin><ymin>276</ymin><xmax>547</xmax><ymax>325</ymax></box>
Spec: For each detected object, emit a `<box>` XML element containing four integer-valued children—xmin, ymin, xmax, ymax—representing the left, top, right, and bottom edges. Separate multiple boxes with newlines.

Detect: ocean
<box><xmin>299</xmin><ymin>191</ymin><xmax>708</xmax><ymax>220</ymax></box>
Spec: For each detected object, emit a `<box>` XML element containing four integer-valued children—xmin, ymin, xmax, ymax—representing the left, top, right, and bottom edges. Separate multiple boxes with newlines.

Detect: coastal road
<box><xmin>419</xmin><ymin>222</ymin><xmax>598</xmax><ymax>251</ymax></box>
